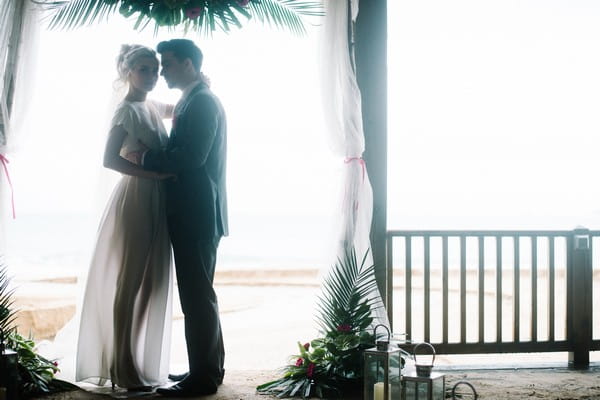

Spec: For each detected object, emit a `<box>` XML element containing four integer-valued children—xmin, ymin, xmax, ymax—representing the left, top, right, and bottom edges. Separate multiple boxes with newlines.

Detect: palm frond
<box><xmin>35</xmin><ymin>0</ymin><xmax>324</xmax><ymax>35</ymax></box>
<box><xmin>34</xmin><ymin>0</ymin><xmax>120</xmax><ymax>30</ymax></box>
<box><xmin>315</xmin><ymin>248</ymin><xmax>378</xmax><ymax>335</ymax></box>
<box><xmin>247</xmin><ymin>0</ymin><xmax>323</xmax><ymax>35</ymax></box>
<box><xmin>0</xmin><ymin>258</ymin><xmax>17</xmax><ymax>345</ymax></box>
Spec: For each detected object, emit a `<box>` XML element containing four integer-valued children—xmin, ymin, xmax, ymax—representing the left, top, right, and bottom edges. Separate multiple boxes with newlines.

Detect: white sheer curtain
<box><xmin>320</xmin><ymin>0</ymin><xmax>388</xmax><ymax>327</ymax></box>
<box><xmin>0</xmin><ymin>1</ymin><xmax>41</xmax><ymax>249</ymax></box>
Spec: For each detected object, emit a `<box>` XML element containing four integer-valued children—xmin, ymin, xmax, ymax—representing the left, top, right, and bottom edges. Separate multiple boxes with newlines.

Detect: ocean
<box><xmin>2</xmin><ymin>212</ymin><xmax>337</xmax><ymax>277</ymax></box>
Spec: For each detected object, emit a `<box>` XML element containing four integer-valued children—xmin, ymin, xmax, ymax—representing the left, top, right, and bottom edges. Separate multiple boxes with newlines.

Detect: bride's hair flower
<box><xmin>185</xmin><ymin>7</ymin><xmax>202</xmax><ymax>19</ymax></box>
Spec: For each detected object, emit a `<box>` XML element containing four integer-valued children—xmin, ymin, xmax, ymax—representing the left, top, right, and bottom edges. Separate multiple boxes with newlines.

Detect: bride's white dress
<box><xmin>76</xmin><ymin>99</ymin><xmax>172</xmax><ymax>388</ymax></box>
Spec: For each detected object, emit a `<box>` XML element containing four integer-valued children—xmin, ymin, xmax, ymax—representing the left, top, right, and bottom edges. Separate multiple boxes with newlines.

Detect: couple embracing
<box><xmin>75</xmin><ymin>39</ymin><xmax>227</xmax><ymax>397</ymax></box>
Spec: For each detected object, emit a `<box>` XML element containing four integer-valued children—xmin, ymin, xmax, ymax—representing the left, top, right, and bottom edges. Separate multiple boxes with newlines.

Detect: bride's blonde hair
<box><xmin>116</xmin><ymin>44</ymin><xmax>157</xmax><ymax>84</ymax></box>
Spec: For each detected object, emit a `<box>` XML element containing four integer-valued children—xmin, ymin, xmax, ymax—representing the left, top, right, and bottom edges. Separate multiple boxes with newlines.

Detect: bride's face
<box><xmin>128</xmin><ymin>56</ymin><xmax>159</xmax><ymax>93</ymax></box>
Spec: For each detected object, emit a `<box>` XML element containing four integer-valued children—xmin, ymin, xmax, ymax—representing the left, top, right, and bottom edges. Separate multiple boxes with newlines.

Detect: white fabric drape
<box><xmin>0</xmin><ymin>1</ymin><xmax>40</xmax><ymax>249</ymax></box>
<box><xmin>320</xmin><ymin>0</ymin><xmax>388</xmax><ymax>327</ymax></box>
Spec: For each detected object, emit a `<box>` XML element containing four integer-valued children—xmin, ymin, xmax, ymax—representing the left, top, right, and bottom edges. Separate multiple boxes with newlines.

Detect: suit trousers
<box><xmin>168</xmin><ymin>215</ymin><xmax>225</xmax><ymax>388</ymax></box>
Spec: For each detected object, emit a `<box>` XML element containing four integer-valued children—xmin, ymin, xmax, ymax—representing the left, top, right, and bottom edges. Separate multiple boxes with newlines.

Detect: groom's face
<box><xmin>160</xmin><ymin>51</ymin><xmax>187</xmax><ymax>89</ymax></box>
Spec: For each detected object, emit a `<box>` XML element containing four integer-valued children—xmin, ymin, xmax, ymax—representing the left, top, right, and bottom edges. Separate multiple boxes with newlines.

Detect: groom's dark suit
<box><xmin>143</xmin><ymin>81</ymin><xmax>227</xmax><ymax>389</ymax></box>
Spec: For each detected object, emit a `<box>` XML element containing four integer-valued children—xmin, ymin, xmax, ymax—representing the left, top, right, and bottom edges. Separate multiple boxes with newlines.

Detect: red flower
<box><xmin>303</xmin><ymin>342</ymin><xmax>310</xmax><ymax>350</ymax></box>
<box><xmin>237</xmin><ymin>0</ymin><xmax>250</xmax><ymax>6</ymax></box>
<box><xmin>306</xmin><ymin>363</ymin><xmax>315</xmax><ymax>378</ymax></box>
<box><xmin>52</xmin><ymin>361</ymin><xmax>58</xmax><ymax>366</ymax></box>
<box><xmin>185</xmin><ymin>7</ymin><xmax>202</xmax><ymax>19</ymax></box>
<box><xmin>337</xmin><ymin>324</ymin><xmax>352</xmax><ymax>332</ymax></box>
<box><xmin>295</xmin><ymin>358</ymin><xmax>303</xmax><ymax>367</ymax></box>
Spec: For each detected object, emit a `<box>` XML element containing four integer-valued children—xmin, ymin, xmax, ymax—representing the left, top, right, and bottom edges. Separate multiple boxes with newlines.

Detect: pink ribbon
<box><xmin>344</xmin><ymin>156</ymin><xmax>366</xmax><ymax>182</ymax></box>
<box><xmin>0</xmin><ymin>154</ymin><xmax>15</xmax><ymax>219</ymax></box>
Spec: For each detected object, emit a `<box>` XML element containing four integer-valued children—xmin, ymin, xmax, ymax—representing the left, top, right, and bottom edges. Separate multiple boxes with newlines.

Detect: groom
<box><xmin>141</xmin><ymin>39</ymin><xmax>228</xmax><ymax>396</ymax></box>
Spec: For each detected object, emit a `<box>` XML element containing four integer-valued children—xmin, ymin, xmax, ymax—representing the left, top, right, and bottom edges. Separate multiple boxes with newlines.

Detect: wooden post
<box><xmin>568</xmin><ymin>227</ymin><xmax>592</xmax><ymax>369</ymax></box>
<box><xmin>354</xmin><ymin>1</ymin><xmax>389</xmax><ymax>323</ymax></box>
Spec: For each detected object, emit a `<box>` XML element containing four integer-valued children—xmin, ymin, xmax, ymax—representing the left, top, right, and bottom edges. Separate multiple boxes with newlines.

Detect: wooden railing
<box><xmin>386</xmin><ymin>228</ymin><xmax>600</xmax><ymax>367</ymax></box>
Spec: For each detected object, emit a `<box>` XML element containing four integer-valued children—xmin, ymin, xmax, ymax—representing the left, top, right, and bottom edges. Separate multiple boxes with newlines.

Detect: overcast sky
<box><xmin>8</xmin><ymin>0</ymin><xmax>600</xmax><ymax>231</ymax></box>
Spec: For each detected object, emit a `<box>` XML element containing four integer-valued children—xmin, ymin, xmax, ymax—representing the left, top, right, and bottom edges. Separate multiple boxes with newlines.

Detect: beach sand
<box><xmin>8</xmin><ymin>268</ymin><xmax>600</xmax><ymax>399</ymax></box>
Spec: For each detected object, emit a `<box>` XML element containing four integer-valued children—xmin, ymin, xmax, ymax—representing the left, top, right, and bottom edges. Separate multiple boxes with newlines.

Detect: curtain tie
<box><xmin>0</xmin><ymin>154</ymin><xmax>15</xmax><ymax>219</ymax></box>
<box><xmin>344</xmin><ymin>157</ymin><xmax>366</xmax><ymax>182</ymax></box>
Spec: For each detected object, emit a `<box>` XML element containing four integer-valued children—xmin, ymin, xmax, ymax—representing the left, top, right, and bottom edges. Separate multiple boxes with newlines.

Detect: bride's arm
<box><xmin>103</xmin><ymin>125</ymin><xmax>172</xmax><ymax>179</ymax></box>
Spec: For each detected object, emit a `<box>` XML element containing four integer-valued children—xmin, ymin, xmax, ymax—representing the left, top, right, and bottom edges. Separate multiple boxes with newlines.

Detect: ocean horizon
<box><xmin>6</xmin><ymin>210</ymin><xmax>600</xmax><ymax>279</ymax></box>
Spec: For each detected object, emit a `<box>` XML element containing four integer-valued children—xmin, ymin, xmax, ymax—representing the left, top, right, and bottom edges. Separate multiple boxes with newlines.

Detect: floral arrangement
<box><xmin>257</xmin><ymin>248</ymin><xmax>389</xmax><ymax>398</ymax></box>
<box><xmin>35</xmin><ymin>0</ymin><xmax>324</xmax><ymax>35</ymax></box>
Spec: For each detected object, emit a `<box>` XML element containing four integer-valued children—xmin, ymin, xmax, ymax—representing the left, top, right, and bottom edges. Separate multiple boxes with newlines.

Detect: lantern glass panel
<box><xmin>402</xmin><ymin>371</ymin><xmax>445</xmax><ymax>400</ymax></box>
<box><xmin>432</xmin><ymin>376</ymin><xmax>445</xmax><ymax>399</ymax></box>
<box><xmin>363</xmin><ymin>349</ymin><xmax>401</xmax><ymax>400</ymax></box>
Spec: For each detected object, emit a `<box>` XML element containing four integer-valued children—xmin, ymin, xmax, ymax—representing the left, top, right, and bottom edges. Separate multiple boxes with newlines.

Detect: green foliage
<box><xmin>257</xmin><ymin>248</ymin><xmax>384</xmax><ymax>399</ymax></box>
<box><xmin>0</xmin><ymin>261</ymin><xmax>17</xmax><ymax>349</ymax></box>
<box><xmin>0</xmin><ymin>260</ymin><xmax>78</xmax><ymax>398</ymax></box>
<box><xmin>6</xmin><ymin>332</ymin><xmax>79</xmax><ymax>397</ymax></box>
<box><xmin>34</xmin><ymin>0</ymin><xmax>324</xmax><ymax>35</ymax></box>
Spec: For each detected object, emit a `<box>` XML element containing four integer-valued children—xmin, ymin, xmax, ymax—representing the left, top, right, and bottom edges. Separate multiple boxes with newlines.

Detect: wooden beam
<box><xmin>354</xmin><ymin>1</ymin><xmax>389</xmax><ymax>322</ymax></box>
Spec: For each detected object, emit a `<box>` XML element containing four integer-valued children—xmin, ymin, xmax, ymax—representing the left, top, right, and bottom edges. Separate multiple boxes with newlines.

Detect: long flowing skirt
<box><xmin>75</xmin><ymin>175</ymin><xmax>172</xmax><ymax>388</ymax></box>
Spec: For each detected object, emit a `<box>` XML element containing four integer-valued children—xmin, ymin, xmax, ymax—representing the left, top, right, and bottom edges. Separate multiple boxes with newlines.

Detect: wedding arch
<box><xmin>0</xmin><ymin>0</ymin><xmax>391</xmax><ymax>320</ymax></box>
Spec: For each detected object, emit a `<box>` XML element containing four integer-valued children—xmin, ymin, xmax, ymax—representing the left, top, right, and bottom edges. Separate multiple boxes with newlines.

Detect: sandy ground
<box><xmin>35</xmin><ymin>367</ymin><xmax>600</xmax><ymax>399</ymax></box>
<box><xmin>8</xmin><ymin>268</ymin><xmax>600</xmax><ymax>399</ymax></box>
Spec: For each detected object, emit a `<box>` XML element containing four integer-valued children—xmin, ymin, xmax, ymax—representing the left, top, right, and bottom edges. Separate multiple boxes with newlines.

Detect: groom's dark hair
<box><xmin>157</xmin><ymin>39</ymin><xmax>203</xmax><ymax>72</ymax></box>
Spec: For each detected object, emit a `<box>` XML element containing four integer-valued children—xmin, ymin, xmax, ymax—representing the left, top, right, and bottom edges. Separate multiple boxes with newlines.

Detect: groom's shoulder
<box><xmin>189</xmin><ymin>87</ymin><xmax>223</xmax><ymax>110</ymax></box>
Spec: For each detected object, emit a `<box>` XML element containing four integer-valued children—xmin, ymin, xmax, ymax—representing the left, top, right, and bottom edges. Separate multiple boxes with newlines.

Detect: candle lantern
<box><xmin>363</xmin><ymin>324</ymin><xmax>402</xmax><ymax>400</ymax></box>
<box><xmin>451</xmin><ymin>381</ymin><xmax>478</xmax><ymax>399</ymax></box>
<box><xmin>401</xmin><ymin>342</ymin><xmax>445</xmax><ymax>400</ymax></box>
<box><xmin>0</xmin><ymin>348</ymin><xmax>19</xmax><ymax>400</ymax></box>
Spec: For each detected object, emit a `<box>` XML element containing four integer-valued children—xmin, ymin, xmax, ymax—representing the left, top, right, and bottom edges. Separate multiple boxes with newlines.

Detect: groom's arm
<box><xmin>143</xmin><ymin>94</ymin><xmax>219</xmax><ymax>174</ymax></box>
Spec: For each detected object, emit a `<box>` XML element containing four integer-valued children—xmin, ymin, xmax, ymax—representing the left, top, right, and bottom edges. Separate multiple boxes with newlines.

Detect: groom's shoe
<box><xmin>168</xmin><ymin>372</ymin><xmax>189</xmax><ymax>382</ymax></box>
<box><xmin>169</xmin><ymin>370</ymin><xmax>224</xmax><ymax>385</ymax></box>
<box><xmin>156</xmin><ymin>383</ymin><xmax>217</xmax><ymax>397</ymax></box>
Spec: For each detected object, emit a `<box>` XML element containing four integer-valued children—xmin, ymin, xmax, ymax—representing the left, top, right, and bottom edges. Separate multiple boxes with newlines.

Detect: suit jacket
<box><xmin>144</xmin><ymin>82</ymin><xmax>228</xmax><ymax>239</ymax></box>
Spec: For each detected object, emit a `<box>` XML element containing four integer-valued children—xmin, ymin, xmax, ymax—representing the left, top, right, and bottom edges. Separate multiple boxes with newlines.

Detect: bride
<box><xmin>75</xmin><ymin>44</ymin><xmax>174</xmax><ymax>390</ymax></box>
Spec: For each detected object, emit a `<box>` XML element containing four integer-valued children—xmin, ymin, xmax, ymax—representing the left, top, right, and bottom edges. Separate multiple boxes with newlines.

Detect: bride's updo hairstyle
<box><xmin>116</xmin><ymin>44</ymin><xmax>157</xmax><ymax>84</ymax></box>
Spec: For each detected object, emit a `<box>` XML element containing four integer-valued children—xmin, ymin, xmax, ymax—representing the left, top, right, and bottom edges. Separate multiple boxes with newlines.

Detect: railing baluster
<box><xmin>443</xmin><ymin>236</ymin><xmax>449</xmax><ymax>344</ymax></box>
<box><xmin>478</xmin><ymin>236</ymin><xmax>485</xmax><ymax>343</ymax></box>
<box><xmin>460</xmin><ymin>235</ymin><xmax>467</xmax><ymax>344</ymax></box>
<box><xmin>548</xmin><ymin>236</ymin><xmax>555</xmax><ymax>342</ymax></box>
<box><xmin>424</xmin><ymin>235</ymin><xmax>431</xmax><ymax>343</ymax></box>
<box><xmin>514</xmin><ymin>236</ymin><xmax>521</xmax><ymax>343</ymax></box>
<box><xmin>406</xmin><ymin>236</ymin><xmax>412</xmax><ymax>341</ymax></box>
<box><xmin>531</xmin><ymin>236</ymin><xmax>538</xmax><ymax>342</ymax></box>
<box><xmin>496</xmin><ymin>235</ymin><xmax>503</xmax><ymax>343</ymax></box>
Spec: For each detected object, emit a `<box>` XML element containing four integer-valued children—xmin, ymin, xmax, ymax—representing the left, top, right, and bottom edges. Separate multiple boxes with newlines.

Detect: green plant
<box><xmin>0</xmin><ymin>260</ymin><xmax>78</xmax><ymax>398</ymax></box>
<box><xmin>6</xmin><ymin>332</ymin><xmax>78</xmax><ymax>397</ymax></box>
<box><xmin>0</xmin><ymin>262</ymin><xmax>17</xmax><ymax>351</ymax></box>
<box><xmin>257</xmin><ymin>248</ymin><xmax>385</xmax><ymax>398</ymax></box>
<box><xmin>34</xmin><ymin>0</ymin><xmax>324</xmax><ymax>35</ymax></box>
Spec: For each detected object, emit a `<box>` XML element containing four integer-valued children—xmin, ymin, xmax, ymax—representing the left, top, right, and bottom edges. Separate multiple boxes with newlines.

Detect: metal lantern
<box><xmin>451</xmin><ymin>381</ymin><xmax>478</xmax><ymax>399</ymax></box>
<box><xmin>363</xmin><ymin>324</ymin><xmax>402</xmax><ymax>400</ymax></box>
<box><xmin>401</xmin><ymin>342</ymin><xmax>445</xmax><ymax>400</ymax></box>
<box><xmin>0</xmin><ymin>348</ymin><xmax>19</xmax><ymax>400</ymax></box>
